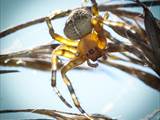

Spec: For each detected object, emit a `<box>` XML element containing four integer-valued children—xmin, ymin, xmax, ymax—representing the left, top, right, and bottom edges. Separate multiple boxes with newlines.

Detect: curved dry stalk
<box><xmin>0</xmin><ymin>109</ymin><xmax>114</xmax><ymax>120</ymax></box>
<box><xmin>104</xmin><ymin>16</ymin><xmax>159</xmax><ymax>76</ymax></box>
<box><xmin>98</xmin><ymin>1</ymin><xmax>160</xmax><ymax>11</ymax></box>
<box><xmin>109</xmin><ymin>9</ymin><xmax>143</xmax><ymax>20</ymax></box>
<box><xmin>0</xmin><ymin>42</ymin><xmax>127</xmax><ymax>71</ymax></box>
<box><xmin>106</xmin><ymin>34</ymin><xmax>152</xmax><ymax>67</ymax></box>
<box><xmin>0</xmin><ymin>70</ymin><xmax>19</xmax><ymax>74</ymax></box>
<box><xmin>0</xmin><ymin>1</ymin><xmax>159</xmax><ymax>38</ymax></box>
<box><xmin>99</xmin><ymin>60</ymin><xmax>160</xmax><ymax>91</ymax></box>
<box><xmin>0</xmin><ymin>10</ymin><xmax>71</xmax><ymax>38</ymax></box>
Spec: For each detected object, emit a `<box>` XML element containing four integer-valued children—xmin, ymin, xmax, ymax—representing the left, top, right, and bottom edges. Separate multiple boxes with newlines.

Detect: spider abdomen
<box><xmin>64</xmin><ymin>9</ymin><xmax>92</xmax><ymax>40</ymax></box>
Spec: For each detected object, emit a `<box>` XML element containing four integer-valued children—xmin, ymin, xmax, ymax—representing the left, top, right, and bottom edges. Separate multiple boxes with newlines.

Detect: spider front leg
<box><xmin>61</xmin><ymin>57</ymin><xmax>93</xmax><ymax>120</ymax></box>
<box><xmin>91</xmin><ymin>17</ymin><xmax>107</xmax><ymax>50</ymax></box>
<box><xmin>102</xmin><ymin>11</ymin><xmax>136</xmax><ymax>33</ymax></box>
<box><xmin>103</xmin><ymin>19</ymin><xmax>136</xmax><ymax>33</ymax></box>
<box><xmin>90</xmin><ymin>0</ymin><xmax>134</xmax><ymax>33</ymax></box>
<box><xmin>91</xmin><ymin>0</ymin><xmax>99</xmax><ymax>16</ymax></box>
<box><xmin>51</xmin><ymin>45</ymin><xmax>78</xmax><ymax>108</ymax></box>
<box><xmin>45</xmin><ymin>17</ymin><xmax>79</xmax><ymax>47</ymax></box>
<box><xmin>90</xmin><ymin>1</ymin><xmax>107</xmax><ymax>50</ymax></box>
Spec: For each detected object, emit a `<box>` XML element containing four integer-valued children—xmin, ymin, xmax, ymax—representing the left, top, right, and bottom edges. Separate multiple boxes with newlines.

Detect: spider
<box><xmin>45</xmin><ymin>0</ymin><xmax>132</xmax><ymax>119</ymax></box>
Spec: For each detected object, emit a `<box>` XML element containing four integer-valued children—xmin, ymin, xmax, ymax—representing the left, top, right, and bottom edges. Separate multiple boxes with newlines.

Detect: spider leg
<box><xmin>45</xmin><ymin>17</ymin><xmax>79</xmax><ymax>47</ymax></box>
<box><xmin>91</xmin><ymin>18</ymin><xmax>107</xmax><ymax>50</ymax></box>
<box><xmin>90</xmin><ymin>0</ymin><xmax>99</xmax><ymax>16</ymax></box>
<box><xmin>57</xmin><ymin>45</ymin><xmax>77</xmax><ymax>54</ymax></box>
<box><xmin>61</xmin><ymin>57</ymin><xmax>93</xmax><ymax>120</ymax></box>
<box><xmin>103</xmin><ymin>19</ymin><xmax>135</xmax><ymax>33</ymax></box>
<box><xmin>51</xmin><ymin>46</ymin><xmax>78</xmax><ymax>108</ymax></box>
<box><xmin>90</xmin><ymin>0</ymin><xmax>107</xmax><ymax>50</ymax></box>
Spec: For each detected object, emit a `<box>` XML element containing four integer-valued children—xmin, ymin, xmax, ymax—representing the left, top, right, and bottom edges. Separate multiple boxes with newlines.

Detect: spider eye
<box><xmin>88</xmin><ymin>49</ymin><xmax>95</xmax><ymax>54</ymax></box>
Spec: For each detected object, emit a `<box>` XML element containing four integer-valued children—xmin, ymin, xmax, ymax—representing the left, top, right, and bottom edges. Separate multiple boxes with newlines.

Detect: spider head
<box><xmin>78</xmin><ymin>32</ymin><xmax>106</xmax><ymax>62</ymax></box>
<box><xmin>86</xmin><ymin>47</ymin><xmax>105</xmax><ymax>61</ymax></box>
<box><xmin>64</xmin><ymin>8</ymin><xmax>93</xmax><ymax>40</ymax></box>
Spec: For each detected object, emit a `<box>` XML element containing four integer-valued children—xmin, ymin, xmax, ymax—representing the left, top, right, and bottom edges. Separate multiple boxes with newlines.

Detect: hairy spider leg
<box><xmin>91</xmin><ymin>0</ymin><xmax>99</xmax><ymax>16</ymax></box>
<box><xmin>91</xmin><ymin>17</ymin><xmax>107</xmax><ymax>50</ymax></box>
<box><xmin>103</xmin><ymin>19</ymin><xmax>135</xmax><ymax>33</ymax></box>
<box><xmin>46</xmin><ymin>17</ymin><xmax>79</xmax><ymax>47</ymax></box>
<box><xmin>61</xmin><ymin>57</ymin><xmax>93</xmax><ymax>120</ymax></box>
<box><xmin>58</xmin><ymin>45</ymin><xmax>77</xmax><ymax>54</ymax></box>
<box><xmin>90</xmin><ymin>0</ymin><xmax>107</xmax><ymax>50</ymax></box>
<box><xmin>51</xmin><ymin>45</ymin><xmax>78</xmax><ymax>108</ymax></box>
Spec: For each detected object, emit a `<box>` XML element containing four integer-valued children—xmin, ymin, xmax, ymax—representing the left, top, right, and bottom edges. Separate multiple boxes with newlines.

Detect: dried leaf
<box><xmin>136</xmin><ymin>0</ymin><xmax>160</xmax><ymax>69</ymax></box>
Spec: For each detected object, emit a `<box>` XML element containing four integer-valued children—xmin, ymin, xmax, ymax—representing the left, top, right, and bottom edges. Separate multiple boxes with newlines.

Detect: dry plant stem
<box><xmin>0</xmin><ymin>109</ymin><xmax>114</xmax><ymax>120</ymax></box>
<box><xmin>0</xmin><ymin>17</ymin><xmax>44</xmax><ymax>38</ymax></box>
<box><xmin>105</xmin><ymin>22</ymin><xmax>159</xmax><ymax>75</ymax></box>
<box><xmin>1</xmin><ymin>41</ymin><xmax>159</xmax><ymax>91</ymax></box>
<box><xmin>0</xmin><ymin>57</ymin><xmax>92</xmax><ymax>71</ymax></box>
<box><xmin>0</xmin><ymin>58</ymin><xmax>52</xmax><ymax>71</ymax></box>
<box><xmin>106</xmin><ymin>34</ymin><xmax>152</xmax><ymax>67</ymax></box>
<box><xmin>99</xmin><ymin>60</ymin><xmax>160</xmax><ymax>91</ymax></box>
<box><xmin>0</xmin><ymin>43</ymin><xmax>57</xmax><ymax>71</ymax></box>
<box><xmin>98</xmin><ymin>1</ymin><xmax>160</xmax><ymax>11</ymax></box>
<box><xmin>0</xmin><ymin>1</ymin><xmax>159</xmax><ymax>38</ymax></box>
<box><xmin>0</xmin><ymin>43</ymin><xmax>124</xmax><ymax>71</ymax></box>
<box><xmin>0</xmin><ymin>10</ymin><xmax>71</xmax><ymax>38</ymax></box>
<box><xmin>109</xmin><ymin>9</ymin><xmax>143</xmax><ymax>20</ymax></box>
<box><xmin>0</xmin><ymin>109</ymin><xmax>71</xmax><ymax>120</ymax></box>
<box><xmin>0</xmin><ymin>43</ymin><xmax>58</xmax><ymax>59</ymax></box>
<box><xmin>108</xmin><ymin>52</ymin><xmax>144</xmax><ymax>66</ymax></box>
<box><xmin>120</xmin><ymin>52</ymin><xmax>145</xmax><ymax>66</ymax></box>
<box><xmin>0</xmin><ymin>70</ymin><xmax>19</xmax><ymax>74</ymax></box>
<box><xmin>0</xmin><ymin>42</ymin><xmax>129</xmax><ymax>59</ymax></box>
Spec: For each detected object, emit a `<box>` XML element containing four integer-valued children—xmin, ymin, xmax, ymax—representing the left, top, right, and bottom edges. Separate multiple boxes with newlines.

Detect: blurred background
<box><xmin>0</xmin><ymin>0</ymin><xmax>160</xmax><ymax>120</ymax></box>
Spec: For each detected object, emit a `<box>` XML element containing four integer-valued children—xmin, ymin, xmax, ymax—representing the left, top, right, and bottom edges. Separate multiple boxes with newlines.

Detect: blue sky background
<box><xmin>0</xmin><ymin>0</ymin><xmax>160</xmax><ymax>120</ymax></box>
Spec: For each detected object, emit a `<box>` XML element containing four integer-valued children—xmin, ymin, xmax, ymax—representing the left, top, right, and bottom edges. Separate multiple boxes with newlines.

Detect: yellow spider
<box><xmin>45</xmin><ymin>0</ymin><xmax>130</xmax><ymax>119</ymax></box>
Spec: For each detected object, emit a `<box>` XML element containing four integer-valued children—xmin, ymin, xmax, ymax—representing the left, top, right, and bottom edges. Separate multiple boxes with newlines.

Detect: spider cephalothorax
<box><xmin>45</xmin><ymin>1</ymin><xmax>107</xmax><ymax>119</ymax></box>
<box><xmin>77</xmin><ymin>32</ymin><xmax>106</xmax><ymax>61</ymax></box>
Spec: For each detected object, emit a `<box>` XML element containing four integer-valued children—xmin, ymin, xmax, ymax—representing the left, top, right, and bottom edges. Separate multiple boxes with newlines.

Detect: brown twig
<box><xmin>99</xmin><ymin>60</ymin><xmax>160</xmax><ymax>91</ymax></box>
<box><xmin>0</xmin><ymin>109</ymin><xmax>114</xmax><ymax>120</ymax></box>
<box><xmin>98</xmin><ymin>1</ymin><xmax>160</xmax><ymax>11</ymax></box>
<box><xmin>0</xmin><ymin>70</ymin><xmax>19</xmax><ymax>74</ymax></box>
<box><xmin>0</xmin><ymin>42</ymin><xmax>127</xmax><ymax>71</ymax></box>
<box><xmin>0</xmin><ymin>10</ymin><xmax>71</xmax><ymax>38</ymax></box>
<box><xmin>0</xmin><ymin>1</ymin><xmax>159</xmax><ymax>38</ymax></box>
